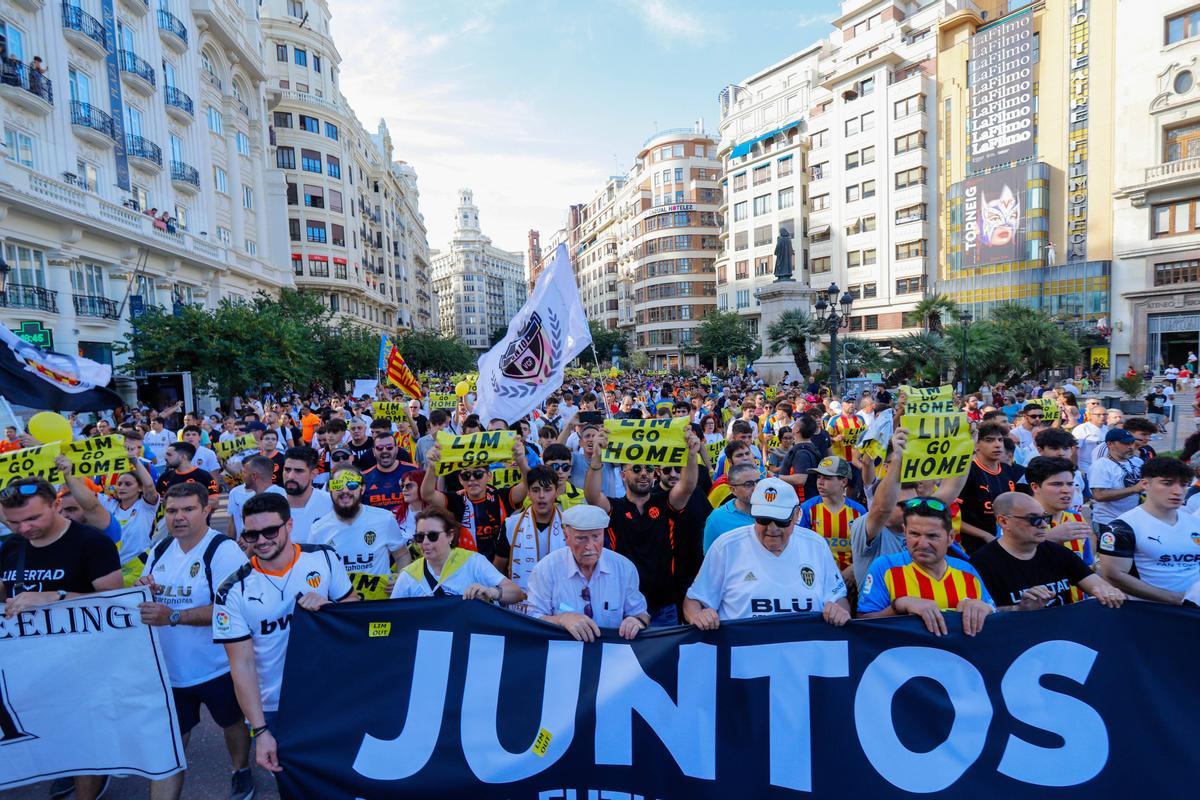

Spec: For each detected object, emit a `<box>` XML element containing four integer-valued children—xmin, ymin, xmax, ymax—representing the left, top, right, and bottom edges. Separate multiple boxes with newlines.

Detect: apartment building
<box><xmin>572</xmin><ymin>176</ymin><xmax>627</xmax><ymax>330</ymax></box>
<box><xmin>0</xmin><ymin>0</ymin><xmax>290</xmax><ymax>364</ymax></box>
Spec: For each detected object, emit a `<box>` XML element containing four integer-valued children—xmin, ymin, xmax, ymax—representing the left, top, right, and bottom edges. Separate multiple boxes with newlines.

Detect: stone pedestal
<box><xmin>755</xmin><ymin>280</ymin><xmax>814</xmax><ymax>384</ymax></box>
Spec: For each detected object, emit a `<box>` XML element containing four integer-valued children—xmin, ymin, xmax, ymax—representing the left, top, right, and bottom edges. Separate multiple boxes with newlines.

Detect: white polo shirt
<box><xmin>687</xmin><ymin>525</ymin><xmax>847</xmax><ymax>620</ymax></box>
<box><xmin>227</xmin><ymin>484</ymin><xmax>286</xmax><ymax>535</ymax></box>
<box><xmin>100</xmin><ymin>495</ymin><xmax>158</xmax><ymax>565</ymax></box>
<box><xmin>526</xmin><ymin>547</ymin><xmax>647</xmax><ymax>629</ymax></box>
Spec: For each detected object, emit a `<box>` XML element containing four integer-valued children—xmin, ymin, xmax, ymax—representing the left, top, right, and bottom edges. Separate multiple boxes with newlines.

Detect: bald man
<box><xmin>970</xmin><ymin>492</ymin><xmax>1125</xmax><ymax>611</ymax></box>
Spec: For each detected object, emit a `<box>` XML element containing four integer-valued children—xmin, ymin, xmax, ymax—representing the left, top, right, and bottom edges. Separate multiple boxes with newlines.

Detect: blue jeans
<box><xmin>648</xmin><ymin>604</ymin><xmax>678</xmax><ymax>627</ymax></box>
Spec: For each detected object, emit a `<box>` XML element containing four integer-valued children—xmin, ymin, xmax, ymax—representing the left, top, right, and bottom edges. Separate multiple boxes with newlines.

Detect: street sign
<box><xmin>11</xmin><ymin>320</ymin><xmax>53</xmax><ymax>351</ymax></box>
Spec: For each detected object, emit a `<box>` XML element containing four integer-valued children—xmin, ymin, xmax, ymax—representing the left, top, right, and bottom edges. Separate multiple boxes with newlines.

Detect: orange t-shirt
<box><xmin>0</xmin><ymin>439</ymin><xmax>22</xmax><ymax>454</ymax></box>
<box><xmin>301</xmin><ymin>413</ymin><xmax>321</xmax><ymax>444</ymax></box>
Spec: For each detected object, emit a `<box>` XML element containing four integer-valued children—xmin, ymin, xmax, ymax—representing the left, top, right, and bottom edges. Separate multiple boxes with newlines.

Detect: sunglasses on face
<box><xmin>628</xmin><ymin>465</ymin><xmax>653</xmax><ymax>474</ymax></box>
<box><xmin>755</xmin><ymin>516</ymin><xmax>790</xmax><ymax>529</ymax></box>
<box><xmin>547</xmin><ymin>462</ymin><xmax>572</xmax><ymax>473</ymax></box>
<box><xmin>332</xmin><ymin>452</ymin><xmax>352</xmax><ymax>460</ymax></box>
<box><xmin>331</xmin><ymin>480</ymin><xmax>363</xmax><ymax>492</ymax></box>
<box><xmin>658</xmin><ymin>466</ymin><xmax>681</xmax><ymax>475</ymax></box>
<box><xmin>459</xmin><ymin>469</ymin><xmax>487</xmax><ymax>480</ymax></box>
<box><xmin>1009</xmin><ymin>513</ymin><xmax>1054</xmax><ymax>528</ymax></box>
<box><xmin>242</xmin><ymin>522</ymin><xmax>285</xmax><ymax>543</ymax></box>
<box><xmin>401</xmin><ymin>482</ymin><xmax>418</xmax><ymax>491</ymax></box>
<box><xmin>412</xmin><ymin>530</ymin><xmax>445</xmax><ymax>544</ymax></box>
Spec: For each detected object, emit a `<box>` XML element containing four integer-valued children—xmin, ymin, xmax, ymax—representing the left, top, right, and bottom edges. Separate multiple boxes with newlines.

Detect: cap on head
<box><xmin>562</xmin><ymin>503</ymin><xmax>609</xmax><ymax>531</ymax></box>
<box><xmin>1104</xmin><ymin>428</ymin><xmax>1136</xmax><ymax>444</ymax></box>
<box><xmin>829</xmin><ymin>401</ymin><xmax>843</xmax><ymax>413</ymax></box>
<box><xmin>750</xmin><ymin>477</ymin><xmax>798</xmax><ymax>521</ymax></box>
<box><xmin>812</xmin><ymin>455</ymin><xmax>853</xmax><ymax>479</ymax></box>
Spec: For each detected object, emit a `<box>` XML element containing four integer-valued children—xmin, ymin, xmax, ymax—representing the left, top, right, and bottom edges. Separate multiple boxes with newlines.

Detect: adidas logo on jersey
<box><xmin>743</xmin><ymin>571</ymin><xmax>757</xmax><ymax>582</ymax></box>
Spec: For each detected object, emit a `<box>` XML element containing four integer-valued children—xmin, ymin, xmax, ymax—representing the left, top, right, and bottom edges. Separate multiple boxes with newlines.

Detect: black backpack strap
<box><xmin>143</xmin><ymin>536</ymin><xmax>173</xmax><ymax>570</ymax></box>
<box><xmin>201</xmin><ymin>534</ymin><xmax>231</xmax><ymax>597</ymax></box>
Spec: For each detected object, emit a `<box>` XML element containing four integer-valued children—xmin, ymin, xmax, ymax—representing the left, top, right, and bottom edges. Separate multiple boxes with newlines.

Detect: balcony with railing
<box><xmin>126</xmin><ymin>134</ymin><xmax>163</xmax><ymax>172</ymax></box>
<box><xmin>164</xmin><ymin>85</ymin><xmax>194</xmax><ymax>121</ymax></box>
<box><xmin>118</xmin><ymin>0</ymin><xmax>149</xmax><ymax>15</ymax></box>
<box><xmin>118</xmin><ymin>50</ymin><xmax>156</xmax><ymax>94</ymax></box>
<box><xmin>1</xmin><ymin>284</ymin><xmax>58</xmax><ymax>313</ymax></box>
<box><xmin>70</xmin><ymin>101</ymin><xmax>115</xmax><ymax>146</ymax></box>
<box><xmin>61</xmin><ymin>2</ymin><xmax>108</xmax><ymax>57</ymax></box>
<box><xmin>0</xmin><ymin>60</ymin><xmax>53</xmax><ymax>113</ymax></box>
<box><xmin>171</xmin><ymin>160</ymin><xmax>200</xmax><ymax>192</ymax></box>
<box><xmin>157</xmin><ymin>9</ymin><xmax>188</xmax><ymax>51</ymax></box>
<box><xmin>73</xmin><ymin>294</ymin><xmax>119</xmax><ymax>319</ymax></box>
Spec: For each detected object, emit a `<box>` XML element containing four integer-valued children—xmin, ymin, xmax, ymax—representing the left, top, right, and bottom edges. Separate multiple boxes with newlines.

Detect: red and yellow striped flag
<box><xmin>384</xmin><ymin>344</ymin><xmax>422</xmax><ymax>400</ymax></box>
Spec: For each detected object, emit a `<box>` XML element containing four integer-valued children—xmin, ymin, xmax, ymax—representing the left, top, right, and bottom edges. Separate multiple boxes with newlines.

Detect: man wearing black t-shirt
<box><xmin>0</xmin><ymin>476</ymin><xmax>122</xmax><ymax>800</ymax></box>
<box><xmin>973</xmin><ymin>492</ymin><xmax>1124</xmax><ymax>610</ymax></box>
<box><xmin>156</xmin><ymin>441</ymin><xmax>219</xmax><ymax>499</ymax></box>
<box><xmin>345</xmin><ymin>417</ymin><xmax>376</xmax><ymax>471</ymax></box>
<box><xmin>957</xmin><ymin>422</ymin><xmax>1026</xmax><ymax>554</ymax></box>
<box><xmin>585</xmin><ymin>427</ymin><xmax>702</xmax><ymax>625</ymax></box>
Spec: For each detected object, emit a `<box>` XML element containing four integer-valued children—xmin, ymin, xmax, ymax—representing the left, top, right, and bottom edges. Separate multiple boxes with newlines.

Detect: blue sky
<box><xmin>331</xmin><ymin>0</ymin><xmax>842</xmax><ymax>256</ymax></box>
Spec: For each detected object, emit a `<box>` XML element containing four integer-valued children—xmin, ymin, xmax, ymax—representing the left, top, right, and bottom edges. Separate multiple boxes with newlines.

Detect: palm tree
<box><xmin>907</xmin><ymin>293</ymin><xmax>960</xmax><ymax>333</ymax></box>
<box><xmin>819</xmin><ymin>336</ymin><xmax>886</xmax><ymax>381</ymax></box>
<box><xmin>766</xmin><ymin>309</ymin><xmax>820</xmax><ymax>379</ymax></box>
<box><xmin>885</xmin><ymin>332</ymin><xmax>952</xmax><ymax>384</ymax></box>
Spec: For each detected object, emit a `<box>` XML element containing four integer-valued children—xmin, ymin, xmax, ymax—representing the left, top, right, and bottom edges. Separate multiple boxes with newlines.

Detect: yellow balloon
<box><xmin>455</xmin><ymin>381</ymin><xmax>469</xmax><ymax>397</ymax></box>
<box><xmin>28</xmin><ymin>411</ymin><xmax>74</xmax><ymax>444</ymax></box>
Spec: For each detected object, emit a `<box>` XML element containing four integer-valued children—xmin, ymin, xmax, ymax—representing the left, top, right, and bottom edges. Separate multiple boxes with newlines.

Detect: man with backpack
<box><xmin>136</xmin><ymin>483</ymin><xmax>254</xmax><ymax>800</ymax></box>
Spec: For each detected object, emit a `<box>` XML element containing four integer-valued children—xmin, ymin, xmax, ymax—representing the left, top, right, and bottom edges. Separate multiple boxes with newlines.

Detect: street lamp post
<box><xmin>959</xmin><ymin>310</ymin><xmax>973</xmax><ymax>395</ymax></box>
<box><xmin>814</xmin><ymin>282</ymin><xmax>854</xmax><ymax>396</ymax></box>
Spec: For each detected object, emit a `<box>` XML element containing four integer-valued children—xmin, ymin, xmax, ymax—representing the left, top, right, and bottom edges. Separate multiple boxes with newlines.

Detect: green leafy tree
<box><xmin>885</xmin><ymin>332</ymin><xmax>952</xmax><ymax>384</ymax></box>
<box><xmin>690</xmin><ymin>311</ymin><xmax>758</xmax><ymax>370</ymax></box>
<box><xmin>906</xmin><ymin>293</ymin><xmax>960</xmax><ymax>333</ymax></box>
<box><xmin>392</xmin><ymin>329</ymin><xmax>477</xmax><ymax>373</ymax></box>
<box><xmin>766</xmin><ymin>309</ymin><xmax>820</xmax><ymax>378</ymax></box>
<box><xmin>577</xmin><ymin>320</ymin><xmax>630</xmax><ymax>367</ymax></box>
<box><xmin>989</xmin><ymin>304</ymin><xmax>1082</xmax><ymax>380</ymax></box>
<box><xmin>818</xmin><ymin>336</ymin><xmax>886</xmax><ymax>381</ymax></box>
<box><xmin>314</xmin><ymin>324</ymin><xmax>382</xmax><ymax>390</ymax></box>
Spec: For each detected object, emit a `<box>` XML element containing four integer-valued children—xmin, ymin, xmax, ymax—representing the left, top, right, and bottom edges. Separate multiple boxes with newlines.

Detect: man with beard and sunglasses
<box><xmin>310</xmin><ymin>468</ymin><xmax>411</xmax><ymax>596</ymax></box>
<box><xmin>361</xmin><ymin>432</ymin><xmax>417</xmax><ymax>515</ymax></box>
<box><xmin>280</xmin><ymin>446</ymin><xmax>333</xmax><ymax>544</ymax></box>
<box><xmin>216</xmin><ymin>492</ymin><xmax>355</xmax><ymax>776</ymax></box>
<box><xmin>584</xmin><ymin>427</ymin><xmax>702</xmax><ymax>626</ymax></box>
<box><xmin>421</xmin><ymin>443</ymin><xmax>516</xmax><ymax>562</ymax></box>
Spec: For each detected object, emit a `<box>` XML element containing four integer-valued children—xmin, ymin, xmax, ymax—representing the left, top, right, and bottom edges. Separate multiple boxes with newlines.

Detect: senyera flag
<box><xmin>381</xmin><ymin>335</ymin><xmax>422</xmax><ymax>401</ymax></box>
<box><xmin>0</xmin><ymin>326</ymin><xmax>123</xmax><ymax>411</ymax></box>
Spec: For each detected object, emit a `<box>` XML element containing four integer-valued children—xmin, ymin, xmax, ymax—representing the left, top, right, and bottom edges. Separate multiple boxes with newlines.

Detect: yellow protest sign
<box><xmin>764</xmin><ymin>387</ymin><xmax>779</xmax><ymax>401</ymax></box>
<box><xmin>429</xmin><ymin>393</ymin><xmax>458</xmax><ymax>411</ymax></box>
<box><xmin>372</xmin><ymin>401</ymin><xmax>410</xmax><ymax>422</ymax></box>
<box><xmin>214</xmin><ymin>434</ymin><xmax>257</xmax><ymax>460</ymax></box>
<box><xmin>532</xmin><ymin>728</ymin><xmax>553</xmax><ymax>757</ymax></box>
<box><xmin>62</xmin><ymin>435</ymin><xmax>130</xmax><ymax>479</ymax></box>
<box><xmin>1090</xmin><ymin>347</ymin><xmax>1109</xmax><ymax>369</ymax></box>
<box><xmin>602</xmin><ymin>416</ymin><xmax>690</xmax><ymax>467</ymax></box>
<box><xmin>899</xmin><ymin>413</ymin><xmax>973</xmax><ymax>481</ymax></box>
<box><xmin>0</xmin><ymin>442</ymin><xmax>62</xmax><ymax>488</ymax></box>
<box><xmin>906</xmin><ymin>398</ymin><xmax>958</xmax><ymax>414</ymax></box>
<box><xmin>1037</xmin><ymin>397</ymin><xmax>1059</xmax><ymax>420</ymax></box>
<box><xmin>350</xmin><ymin>572</ymin><xmax>393</xmax><ymax>601</ymax></box>
<box><xmin>434</xmin><ymin>430</ymin><xmax>517</xmax><ymax>476</ymax></box>
<box><xmin>902</xmin><ymin>385</ymin><xmax>954</xmax><ymax>400</ymax></box>
<box><xmin>490</xmin><ymin>466</ymin><xmax>522</xmax><ymax>489</ymax></box>
<box><xmin>706</xmin><ymin>438</ymin><xmax>726</xmax><ymax>465</ymax></box>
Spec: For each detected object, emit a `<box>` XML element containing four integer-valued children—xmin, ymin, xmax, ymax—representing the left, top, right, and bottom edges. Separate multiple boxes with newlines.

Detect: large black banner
<box><xmin>277</xmin><ymin>599</ymin><xmax>1200</xmax><ymax>799</ymax></box>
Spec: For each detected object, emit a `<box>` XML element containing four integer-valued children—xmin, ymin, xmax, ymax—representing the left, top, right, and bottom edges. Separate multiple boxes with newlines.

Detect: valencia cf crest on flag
<box><xmin>0</xmin><ymin>326</ymin><xmax>124</xmax><ymax>411</ymax></box>
<box><xmin>499</xmin><ymin>312</ymin><xmax>553</xmax><ymax>385</ymax></box>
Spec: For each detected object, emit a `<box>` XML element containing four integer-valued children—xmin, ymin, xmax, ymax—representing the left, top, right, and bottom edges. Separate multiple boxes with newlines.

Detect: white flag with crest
<box><xmin>474</xmin><ymin>243</ymin><xmax>591</xmax><ymax>424</ymax></box>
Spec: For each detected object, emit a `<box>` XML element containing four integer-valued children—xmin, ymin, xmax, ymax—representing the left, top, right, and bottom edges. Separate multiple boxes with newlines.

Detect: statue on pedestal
<box><xmin>772</xmin><ymin>229</ymin><xmax>795</xmax><ymax>281</ymax></box>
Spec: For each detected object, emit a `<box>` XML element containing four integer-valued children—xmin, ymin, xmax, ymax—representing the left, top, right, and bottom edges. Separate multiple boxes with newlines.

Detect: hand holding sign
<box><xmin>601</xmin><ymin>417</ymin><xmax>691</xmax><ymax>467</ymax></box>
<box><xmin>433</xmin><ymin>430</ymin><xmax>517</xmax><ymax>476</ymax></box>
<box><xmin>899</xmin><ymin>413</ymin><xmax>973</xmax><ymax>482</ymax></box>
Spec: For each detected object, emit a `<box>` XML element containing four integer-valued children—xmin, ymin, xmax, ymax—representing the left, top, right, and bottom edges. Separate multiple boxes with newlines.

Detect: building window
<box><xmin>734</xmin><ymin>231</ymin><xmax>748</xmax><ymax>251</ymax></box>
<box><xmin>294</xmin><ymin>48</ymin><xmax>307</xmax><ymax>67</ymax></box>
<box><xmin>810</xmin><ymin>226</ymin><xmax>830</xmax><ymax>243</ymax></box>
<box><xmin>810</xmin><ymin>161</ymin><xmax>827</xmax><ymax>180</ymax></box>
<box><xmin>217</xmin><ymin>226</ymin><xmax>231</xmax><ymax>245</ymax></box>
<box><xmin>289</xmin><ymin>219</ymin><xmax>301</xmax><ymax>241</ymax></box>
<box><xmin>313</xmin><ymin>55</ymin><xmax>322</xmax><ymax>73</ymax></box>
<box><xmin>1164</xmin><ymin>121</ymin><xmax>1200</xmax><ymax>161</ymax></box>
<box><xmin>847</xmin><ymin>184</ymin><xmax>860</xmax><ymax>202</ymax></box>
<box><xmin>855</xmin><ymin>76</ymin><xmax>875</xmax><ymax>96</ymax></box>
<box><xmin>736</xmin><ymin>289</ymin><xmax>750</xmax><ymax>308</ymax></box>
<box><xmin>1167</xmin><ymin>8</ymin><xmax>1200</xmax><ymax>44</ymax></box>
<box><xmin>4</xmin><ymin>243</ymin><xmax>47</xmax><ymax>288</ymax></box>
<box><xmin>754</xmin><ymin>225</ymin><xmax>772</xmax><ymax>246</ymax></box>
<box><xmin>214</xmin><ymin>166</ymin><xmax>227</xmax><ymax>194</ymax></box>
<box><xmin>299</xmin><ymin>114</ymin><xmax>320</xmax><ymax>133</ymax></box>
<box><xmin>287</xmin><ymin>0</ymin><xmax>304</xmax><ymax>18</ymax></box>
<box><xmin>1154</xmin><ymin>258</ymin><xmax>1200</xmax><ymax>285</ymax></box>
<box><xmin>895</xmin><ymin>167</ymin><xmax>927</xmax><ymax>189</ymax></box>
<box><xmin>864</xmin><ymin>314</ymin><xmax>879</xmax><ymax>331</ymax></box>
<box><xmin>242</xmin><ymin>185</ymin><xmax>254</xmax><ymax>210</ymax></box>
<box><xmin>306</xmin><ymin>221</ymin><xmax>327</xmax><ymax>243</ymax></box>
<box><xmin>733</xmin><ymin>201</ymin><xmax>748</xmax><ymax>221</ymax></box>
<box><xmin>207</xmin><ymin>106</ymin><xmax>222</xmax><ymax>134</ymax></box>
<box><xmin>309</xmin><ymin>256</ymin><xmax>328</xmax><ymax>277</ymax></box>
<box><xmin>896</xmin><ymin>276</ymin><xmax>925</xmax><ymax>294</ymax></box>
<box><xmin>753</xmin><ymin>164</ymin><xmax>770</xmax><ymax>185</ymax></box>
<box><xmin>303</xmin><ymin>184</ymin><xmax>323</xmax><ymax>208</ymax></box>
<box><xmin>331</xmin><ymin>224</ymin><xmax>345</xmax><ymax>247</ymax></box>
<box><xmin>286</xmin><ymin>182</ymin><xmax>298</xmax><ymax>205</ymax></box>
<box><xmin>861</xmin><ymin>282</ymin><xmax>877</xmax><ymax>298</ymax></box>
<box><xmin>778</xmin><ymin>186</ymin><xmax>794</xmax><ymax>209</ymax></box>
<box><xmin>236</xmin><ymin>132</ymin><xmax>251</xmax><ymax>156</ymax></box>
<box><xmin>275</xmin><ymin>43</ymin><xmax>288</xmax><ymax>62</ymax></box>
<box><xmin>896</xmin><ymin>202</ymin><xmax>926</xmax><ymax>224</ymax></box>
<box><xmin>811</xmin><ymin>193</ymin><xmax>830</xmax><ymax>211</ymax></box>
<box><xmin>301</xmin><ymin>149</ymin><xmax>322</xmax><ymax>173</ymax></box>
<box><xmin>847</xmin><ymin>251</ymin><xmax>862</xmax><ymax>268</ymax></box>
<box><xmin>896</xmin><ymin>239</ymin><xmax>927</xmax><ymax>259</ymax></box>
<box><xmin>274</xmin><ymin>112</ymin><xmax>292</xmax><ymax>128</ymax></box>
<box><xmin>735</xmin><ymin>260</ymin><xmax>749</xmax><ymax>279</ymax></box>
<box><xmin>325</xmin><ymin>122</ymin><xmax>338</xmax><ymax>140</ymax></box>
<box><xmin>753</xmin><ymin>194</ymin><xmax>771</xmax><ymax>215</ymax></box>
<box><xmin>245</xmin><ymin>240</ymin><xmax>257</xmax><ymax>256</ymax></box>
<box><xmin>1152</xmin><ymin>198</ymin><xmax>1200</xmax><ymax>236</ymax></box>
<box><xmin>329</xmin><ymin>189</ymin><xmax>343</xmax><ymax>212</ymax></box>
<box><xmin>895</xmin><ymin>131</ymin><xmax>925</xmax><ymax>154</ymax></box>
<box><xmin>277</xmin><ymin>146</ymin><xmax>296</xmax><ymax>169</ymax></box>
<box><xmin>3</xmin><ymin>126</ymin><xmax>35</xmax><ymax>168</ymax></box>
<box><xmin>811</xmin><ymin>256</ymin><xmax>831</xmax><ymax>274</ymax></box>
<box><xmin>846</xmin><ymin>216</ymin><xmax>876</xmax><ymax>235</ymax></box>
<box><xmin>863</xmin><ymin>248</ymin><xmax>877</xmax><ymax>266</ymax></box>
<box><xmin>732</xmin><ymin>172</ymin><xmax>747</xmax><ymax>191</ymax></box>
<box><xmin>292</xmin><ymin>253</ymin><xmax>303</xmax><ymax>273</ymax></box>
<box><xmin>777</xmin><ymin>156</ymin><xmax>793</xmax><ymax>177</ymax></box>
<box><xmin>810</xmin><ymin>129</ymin><xmax>828</xmax><ymax>149</ymax></box>
<box><xmin>894</xmin><ymin>94</ymin><xmax>925</xmax><ymax>119</ymax></box>
<box><xmin>327</xmin><ymin>155</ymin><xmax>341</xmax><ymax>178</ymax></box>
<box><xmin>849</xmin><ymin>317</ymin><xmax>863</xmax><ymax>332</ymax></box>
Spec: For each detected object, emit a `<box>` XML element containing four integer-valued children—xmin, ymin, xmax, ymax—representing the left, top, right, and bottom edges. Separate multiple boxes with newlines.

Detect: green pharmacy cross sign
<box><xmin>11</xmin><ymin>320</ymin><xmax>54</xmax><ymax>351</ymax></box>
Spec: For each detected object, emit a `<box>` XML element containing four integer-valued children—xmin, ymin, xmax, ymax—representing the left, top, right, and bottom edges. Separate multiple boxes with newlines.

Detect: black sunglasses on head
<box><xmin>242</xmin><ymin>522</ymin><xmax>285</xmax><ymax>543</ymax></box>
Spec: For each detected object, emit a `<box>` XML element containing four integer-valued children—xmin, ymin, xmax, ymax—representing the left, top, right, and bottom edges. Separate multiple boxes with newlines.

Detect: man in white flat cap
<box><xmin>684</xmin><ymin>477</ymin><xmax>851</xmax><ymax>629</ymax></box>
<box><xmin>526</xmin><ymin>504</ymin><xmax>650</xmax><ymax>642</ymax></box>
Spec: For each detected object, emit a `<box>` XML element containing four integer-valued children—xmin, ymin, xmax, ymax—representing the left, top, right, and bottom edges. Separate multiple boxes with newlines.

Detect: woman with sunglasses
<box><xmin>393</xmin><ymin>469</ymin><xmax>427</xmax><ymax>559</ymax></box>
<box><xmin>390</xmin><ymin>507</ymin><xmax>525</xmax><ymax>603</ymax></box>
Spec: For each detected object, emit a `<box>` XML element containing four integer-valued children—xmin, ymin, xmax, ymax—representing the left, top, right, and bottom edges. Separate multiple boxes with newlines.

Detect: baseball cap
<box><xmin>812</xmin><ymin>455</ymin><xmax>853</xmax><ymax>479</ymax></box>
<box><xmin>1104</xmin><ymin>428</ymin><xmax>1136</xmax><ymax>444</ymax></box>
<box><xmin>829</xmin><ymin>400</ymin><xmax>843</xmax><ymax>413</ymax></box>
<box><xmin>562</xmin><ymin>504</ymin><xmax>609</xmax><ymax>531</ymax></box>
<box><xmin>244</xmin><ymin>421</ymin><xmax>267</xmax><ymax>432</ymax></box>
<box><xmin>750</xmin><ymin>477</ymin><xmax>799</xmax><ymax>522</ymax></box>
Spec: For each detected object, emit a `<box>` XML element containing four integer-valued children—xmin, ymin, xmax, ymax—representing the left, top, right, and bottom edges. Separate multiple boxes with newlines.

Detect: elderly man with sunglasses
<box><xmin>858</xmin><ymin>497</ymin><xmax>995</xmax><ymax>637</ymax></box>
<box><xmin>683</xmin><ymin>477</ymin><xmax>850</xmax><ymax>628</ymax></box>
<box><xmin>972</xmin><ymin>491</ymin><xmax>1124</xmax><ymax>611</ymax></box>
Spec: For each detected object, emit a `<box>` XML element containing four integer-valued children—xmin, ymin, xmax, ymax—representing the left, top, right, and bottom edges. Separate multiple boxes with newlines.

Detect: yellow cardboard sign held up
<box><xmin>0</xmin><ymin>442</ymin><xmax>62</xmax><ymax>488</ymax></box>
<box><xmin>350</xmin><ymin>572</ymin><xmax>394</xmax><ymax>601</ymax></box>
<box><xmin>906</xmin><ymin>398</ymin><xmax>957</xmax><ymax>414</ymax></box>
<box><xmin>1037</xmin><ymin>397</ymin><xmax>1059</xmax><ymax>421</ymax></box>
<box><xmin>706</xmin><ymin>438</ymin><xmax>727</xmax><ymax>466</ymax></box>
<box><xmin>428</xmin><ymin>393</ymin><xmax>458</xmax><ymax>411</ymax></box>
<box><xmin>899</xmin><ymin>413</ymin><xmax>973</xmax><ymax>482</ymax></box>
<box><xmin>372</xmin><ymin>401</ymin><xmax>410</xmax><ymax>422</ymax></box>
<box><xmin>63</xmin><ymin>434</ymin><xmax>130</xmax><ymax>478</ymax></box>
<box><xmin>902</xmin><ymin>385</ymin><xmax>954</xmax><ymax>401</ymax></box>
<box><xmin>434</xmin><ymin>430</ymin><xmax>517</xmax><ymax>476</ymax></box>
<box><xmin>490</xmin><ymin>466</ymin><xmax>523</xmax><ymax>489</ymax></box>
<box><xmin>602</xmin><ymin>416</ymin><xmax>690</xmax><ymax>467</ymax></box>
<box><xmin>214</xmin><ymin>434</ymin><xmax>257</xmax><ymax>460</ymax></box>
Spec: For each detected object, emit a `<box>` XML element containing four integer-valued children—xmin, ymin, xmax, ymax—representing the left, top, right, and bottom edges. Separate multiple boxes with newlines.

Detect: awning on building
<box><xmin>807</xmin><ymin>225</ymin><xmax>830</xmax><ymax>239</ymax></box>
<box><xmin>729</xmin><ymin>119</ymin><xmax>803</xmax><ymax>159</ymax></box>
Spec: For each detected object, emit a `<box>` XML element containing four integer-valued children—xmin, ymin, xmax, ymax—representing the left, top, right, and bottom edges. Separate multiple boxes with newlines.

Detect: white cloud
<box><xmin>620</xmin><ymin>0</ymin><xmax>709</xmax><ymax>44</ymax></box>
<box><xmin>795</xmin><ymin>12</ymin><xmax>835</xmax><ymax>29</ymax></box>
